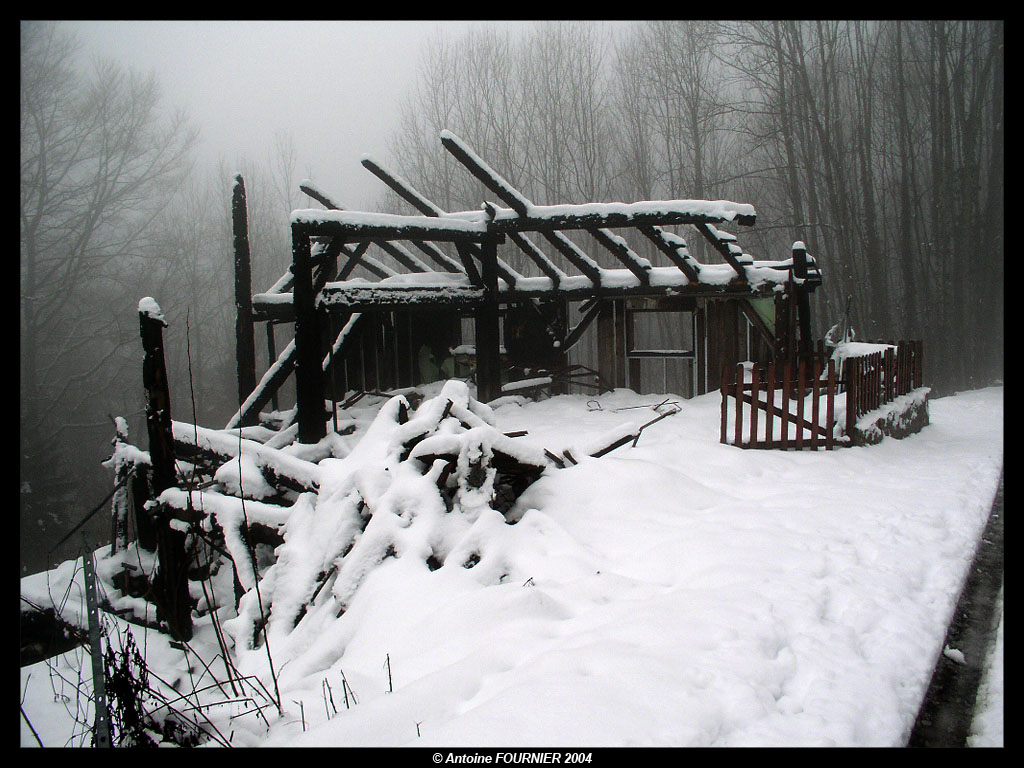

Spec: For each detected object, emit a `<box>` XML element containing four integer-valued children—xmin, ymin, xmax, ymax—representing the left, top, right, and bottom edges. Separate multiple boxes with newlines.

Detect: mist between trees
<box><xmin>20</xmin><ymin>20</ymin><xmax>1002</xmax><ymax>575</ymax></box>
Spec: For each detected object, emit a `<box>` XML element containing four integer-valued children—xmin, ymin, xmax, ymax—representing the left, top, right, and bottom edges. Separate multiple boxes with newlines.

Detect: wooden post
<box><xmin>475</xmin><ymin>234</ymin><xmax>502</xmax><ymax>403</ymax></box>
<box><xmin>232</xmin><ymin>175</ymin><xmax>258</xmax><ymax>427</ymax></box>
<box><xmin>720</xmin><ymin>365</ymin><xmax>729</xmax><ymax>445</ymax></box>
<box><xmin>139</xmin><ymin>299</ymin><xmax>176</xmax><ymax>499</ymax></box>
<box><xmin>766</xmin><ymin>361</ymin><xmax>776</xmax><ymax>447</ymax></box>
<box><xmin>846</xmin><ymin>357</ymin><xmax>858</xmax><ymax>438</ymax></box>
<box><xmin>792</xmin><ymin>242</ymin><xmax>812</xmax><ymax>363</ymax></box>
<box><xmin>625</xmin><ymin>306</ymin><xmax>641</xmax><ymax>392</ymax></box>
<box><xmin>266</xmin><ymin>322</ymin><xmax>279</xmax><ymax>411</ymax></box>
<box><xmin>138</xmin><ymin>298</ymin><xmax>192</xmax><ymax>641</ymax></box>
<box><xmin>293</xmin><ymin>223</ymin><xmax>327</xmax><ymax>443</ymax></box>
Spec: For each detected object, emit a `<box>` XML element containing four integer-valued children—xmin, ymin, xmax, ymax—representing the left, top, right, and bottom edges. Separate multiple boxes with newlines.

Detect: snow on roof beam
<box><xmin>299</xmin><ymin>181</ymin><xmax>450</xmax><ymax>275</ymax></box>
<box><xmin>362</xmin><ymin>155</ymin><xmax>522</xmax><ymax>289</ymax></box>
<box><xmin>637</xmin><ymin>225</ymin><xmax>700</xmax><ymax>283</ymax></box>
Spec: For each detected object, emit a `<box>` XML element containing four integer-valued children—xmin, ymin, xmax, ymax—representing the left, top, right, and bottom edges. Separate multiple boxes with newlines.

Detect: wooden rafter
<box><xmin>361</xmin><ymin>155</ymin><xmax>522</xmax><ymax>288</ymax></box>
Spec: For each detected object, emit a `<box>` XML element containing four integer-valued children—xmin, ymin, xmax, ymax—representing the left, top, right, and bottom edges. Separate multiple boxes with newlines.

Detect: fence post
<box><xmin>766</xmin><ymin>362</ymin><xmax>776</xmax><ymax>447</ymax></box>
<box><xmin>846</xmin><ymin>356</ymin><xmax>858</xmax><ymax>439</ymax></box>
<box><xmin>720</xmin><ymin>365</ymin><xmax>728</xmax><ymax>445</ymax></box>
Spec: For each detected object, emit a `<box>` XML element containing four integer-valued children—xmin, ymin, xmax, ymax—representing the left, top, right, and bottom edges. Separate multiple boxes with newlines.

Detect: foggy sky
<box><xmin>61</xmin><ymin>20</ymin><xmax>546</xmax><ymax>211</ymax></box>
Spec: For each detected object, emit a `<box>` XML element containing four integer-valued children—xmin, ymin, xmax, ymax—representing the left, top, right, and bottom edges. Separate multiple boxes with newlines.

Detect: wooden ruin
<box><xmin>227</xmin><ymin>130</ymin><xmax>823</xmax><ymax>444</ymax></box>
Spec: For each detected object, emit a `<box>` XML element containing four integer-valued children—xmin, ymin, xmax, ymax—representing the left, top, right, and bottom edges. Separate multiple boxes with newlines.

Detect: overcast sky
<box><xmin>60</xmin><ymin>20</ymin><xmax>549</xmax><ymax>211</ymax></box>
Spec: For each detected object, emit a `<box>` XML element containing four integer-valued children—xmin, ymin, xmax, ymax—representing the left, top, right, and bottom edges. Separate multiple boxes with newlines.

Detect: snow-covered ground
<box><xmin>21</xmin><ymin>384</ymin><xmax>1003</xmax><ymax>747</ymax></box>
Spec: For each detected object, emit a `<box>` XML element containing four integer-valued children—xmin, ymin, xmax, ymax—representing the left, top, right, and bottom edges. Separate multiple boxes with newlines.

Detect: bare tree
<box><xmin>20</xmin><ymin>21</ymin><xmax>197</xmax><ymax>573</ymax></box>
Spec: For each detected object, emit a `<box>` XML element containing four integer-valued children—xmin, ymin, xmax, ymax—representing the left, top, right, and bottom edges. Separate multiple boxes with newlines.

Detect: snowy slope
<box><xmin>21</xmin><ymin>385</ymin><xmax>1003</xmax><ymax>747</ymax></box>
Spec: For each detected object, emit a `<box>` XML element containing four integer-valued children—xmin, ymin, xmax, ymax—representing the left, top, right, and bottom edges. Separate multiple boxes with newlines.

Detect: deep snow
<box><xmin>21</xmin><ymin>384</ymin><xmax>1003</xmax><ymax>747</ymax></box>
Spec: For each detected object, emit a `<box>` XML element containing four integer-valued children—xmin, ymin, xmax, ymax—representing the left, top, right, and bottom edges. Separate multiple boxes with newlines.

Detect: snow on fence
<box><xmin>720</xmin><ymin>340</ymin><xmax>924</xmax><ymax>450</ymax></box>
<box><xmin>841</xmin><ymin>340</ymin><xmax>923</xmax><ymax>437</ymax></box>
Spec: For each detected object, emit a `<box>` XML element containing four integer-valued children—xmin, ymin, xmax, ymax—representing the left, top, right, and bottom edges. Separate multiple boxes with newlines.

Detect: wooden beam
<box><xmin>475</xmin><ymin>235</ymin><xmax>502</xmax><ymax>403</ymax></box>
<box><xmin>585</xmin><ymin>226</ymin><xmax>651</xmax><ymax>284</ymax></box>
<box><xmin>508</xmin><ymin>232</ymin><xmax>565</xmax><ymax>287</ymax></box>
<box><xmin>232</xmin><ymin>175</ymin><xmax>258</xmax><ymax>426</ymax></box>
<box><xmin>637</xmin><ymin>225</ymin><xmax>700</xmax><ymax>282</ymax></box>
<box><xmin>362</xmin><ymin>155</ymin><xmax>519</xmax><ymax>288</ymax></box>
<box><xmin>562</xmin><ymin>298</ymin><xmax>603</xmax><ymax>353</ymax></box>
<box><xmin>541</xmin><ymin>231</ymin><xmax>603</xmax><ymax>285</ymax></box>
<box><xmin>694</xmin><ymin>222</ymin><xmax>749</xmax><ymax>281</ymax></box>
<box><xmin>319</xmin><ymin>285</ymin><xmax>485</xmax><ymax>312</ymax></box>
<box><xmin>292</xmin><ymin>224</ymin><xmax>327</xmax><ymax>443</ymax></box>
<box><xmin>291</xmin><ymin>214</ymin><xmax>489</xmax><ymax>243</ymax></box>
<box><xmin>438</xmin><ymin>131</ymin><xmax>601</xmax><ymax>286</ymax></box>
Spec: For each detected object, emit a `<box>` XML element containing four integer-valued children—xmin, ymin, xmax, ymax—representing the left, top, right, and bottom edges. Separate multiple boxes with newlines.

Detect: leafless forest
<box><xmin>21</xmin><ymin>20</ymin><xmax>1003</xmax><ymax>574</ymax></box>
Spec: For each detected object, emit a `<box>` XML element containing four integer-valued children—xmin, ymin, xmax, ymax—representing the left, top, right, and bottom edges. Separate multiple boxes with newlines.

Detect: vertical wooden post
<box><xmin>792</xmin><ymin>242</ymin><xmax>812</xmax><ymax>363</ymax></box>
<box><xmin>293</xmin><ymin>223</ymin><xmax>327</xmax><ymax>443</ymax></box>
<box><xmin>846</xmin><ymin>357</ymin><xmax>859</xmax><ymax>438</ymax></box>
<box><xmin>720</xmin><ymin>365</ymin><xmax>729</xmax><ymax>445</ymax></box>
<box><xmin>140</xmin><ymin>299</ymin><xmax>176</xmax><ymax>497</ymax></box>
<box><xmin>266</xmin><ymin>322</ymin><xmax>279</xmax><ymax>411</ymax></box>
<box><xmin>766</xmin><ymin>361</ymin><xmax>776</xmax><ymax>447</ymax></box>
<box><xmin>475</xmin><ymin>234</ymin><xmax>502</xmax><ymax>403</ymax></box>
<box><xmin>232</xmin><ymin>175</ymin><xmax>258</xmax><ymax>427</ymax></box>
<box><xmin>138</xmin><ymin>298</ymin><xmax>192</xmax><ymax>641</ymax></box>
<box><xmin>625</xmin><ymin>305</ymin><xmax>641</xmax><ymax>392</ymax></box>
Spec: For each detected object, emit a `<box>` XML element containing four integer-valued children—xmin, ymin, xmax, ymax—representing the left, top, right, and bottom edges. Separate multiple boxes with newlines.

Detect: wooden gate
<box><xmin>721</xmin><ymin>357</ymin><xmax>837</xmax><ymax>450</ymax></box>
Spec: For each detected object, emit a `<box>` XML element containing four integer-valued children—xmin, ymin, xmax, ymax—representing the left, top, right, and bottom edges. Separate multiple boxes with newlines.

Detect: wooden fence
<box><xmin>720</xmin><ymin>340</ymin><xmax>923</xmax><ymax>450</ymax></box>
<box><xmin>721</xmin><ymin>357</ymin><xmax>838</xmax><ymax>450</ymax></box>
<box><xmin>842</xmin><ymin>340</ymin><xmax>923</xmax><ymax>437</ymax></box>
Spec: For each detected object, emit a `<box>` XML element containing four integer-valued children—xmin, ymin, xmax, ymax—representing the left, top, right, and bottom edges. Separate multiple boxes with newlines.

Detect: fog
<box><xmin>22</xmin><ymin>21</ymin><xmax>1002</xmax><ymax>577</ymax></box>
<box><xmin>63</xmin><ymin>20</ymin><xmax>557</xmax><ymax>209</ymax></box>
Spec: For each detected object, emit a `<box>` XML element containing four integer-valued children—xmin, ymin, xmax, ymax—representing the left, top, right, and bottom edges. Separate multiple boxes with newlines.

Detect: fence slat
<box><xmin>795</xmin><ymin>359</ymin><xmax>805</xmax><ymax>450</ymax></box>
<box><xmin>811</xmin><ymin>360</ymin><xmax>820</xmax><ymax>450</ymax></box>
<box><xmin>781</xmin><ymin>362</ymin><xmax>791</xmax><ymax>450</ymax></box>
<box><xmin>750</xmin><ymin>363</ymin><xmax>760</xmax><ymax>448</ymax></box>
<box><xmin>735</xmin><ymin>363</ymin><xmax>744</xmax><ymax>448</ymax></box>
<box><xmin>766</xmin><ymin>362</ymin><xmax>776</xmax><ymax>447</ymax></box>
<box><xmin>826</xmin><ymin>359</ymin><xmax>835</xmax><ymax>450</ymax></box>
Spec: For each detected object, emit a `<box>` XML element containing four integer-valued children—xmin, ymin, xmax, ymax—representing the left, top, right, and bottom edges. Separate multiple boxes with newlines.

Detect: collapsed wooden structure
<box><xmin>228</xmin><ymin>130</ymin><xmax>823</xmax><ymax>444</ymax></box>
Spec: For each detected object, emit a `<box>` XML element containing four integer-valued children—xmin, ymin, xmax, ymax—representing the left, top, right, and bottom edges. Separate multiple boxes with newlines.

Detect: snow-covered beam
<box><xmin>361</xmin><ymin>155</ymin><xmax>522</xmax><ymax>289</ymax></box>
<box><xmin>318</xmin><ymin>284</ymin><xmax>486</xmax><ymax>311</ymax></box>
<box><xmin>291</xmin><ymin>210</ymin><xmax>491</xmax><ymax>243</ymax></box>
<box><xmin>637</xmin><ymin>225</ymin><xmax>700</xmax><ymax>283</ymax></box>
